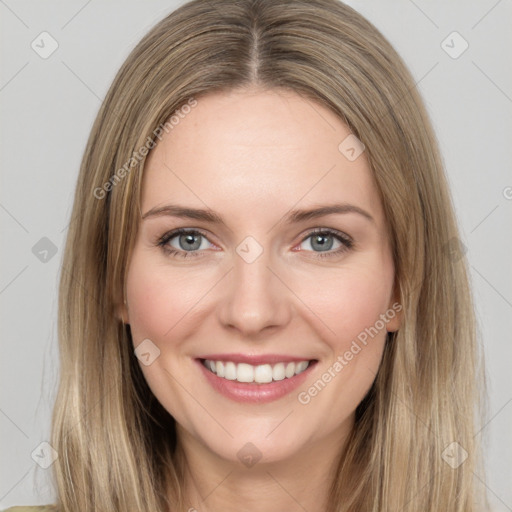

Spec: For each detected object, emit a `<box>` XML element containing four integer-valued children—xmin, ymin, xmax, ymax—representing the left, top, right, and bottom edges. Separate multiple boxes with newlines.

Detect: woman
<box><xmin>5</xmin><ymin>0</ymin><xmax>487</xmax><ymax>510</ymax></box>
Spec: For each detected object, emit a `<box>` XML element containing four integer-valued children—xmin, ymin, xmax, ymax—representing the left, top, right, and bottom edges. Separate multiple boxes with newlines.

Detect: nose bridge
<box><xmin>218</xmin><ymin>237</ymin><xmax>291</xmax><ymax>335</ymax></box>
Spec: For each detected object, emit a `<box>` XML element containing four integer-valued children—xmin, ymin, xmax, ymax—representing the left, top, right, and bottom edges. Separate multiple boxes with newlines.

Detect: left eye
<box><xmin>300</xmin><ymin>231</ymin><xmax>341</xmax><ymax>252</ymax></box>
<box><xmin>297</xmin><ymin>229</ymin><xmax>353</xmax><ymax>257</ymax></box>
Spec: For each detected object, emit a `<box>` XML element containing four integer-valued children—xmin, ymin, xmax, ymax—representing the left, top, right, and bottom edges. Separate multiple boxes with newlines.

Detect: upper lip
<box><xmin>197</xmin><ymin>353</ymin><xmax>315</xmax><ymax>365</ymax></box>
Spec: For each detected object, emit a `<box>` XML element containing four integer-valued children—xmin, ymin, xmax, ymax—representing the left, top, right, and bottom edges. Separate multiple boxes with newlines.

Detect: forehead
<box><xmin>141</xmin><ymin>88</ymin><xmax>385</xmax><ymax>228</ymax></box>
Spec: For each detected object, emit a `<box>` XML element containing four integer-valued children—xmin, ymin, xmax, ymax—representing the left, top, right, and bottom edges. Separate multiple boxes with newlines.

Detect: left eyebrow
<box><xmin>141</xmin><ymin>202</ymin><xmax>374</xmax><ymax>224</ymax></box>
<box><xmin>284</xmin><ymin>203</ymin><xmax>374</xmax><ymax>224</ymax></box>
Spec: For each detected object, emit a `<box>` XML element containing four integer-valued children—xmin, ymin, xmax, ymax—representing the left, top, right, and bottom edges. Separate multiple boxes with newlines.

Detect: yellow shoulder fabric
<box><xmin>2</xmin><ymin>506</ymin><xmax>57</xmax><ymax>512</ymax></box>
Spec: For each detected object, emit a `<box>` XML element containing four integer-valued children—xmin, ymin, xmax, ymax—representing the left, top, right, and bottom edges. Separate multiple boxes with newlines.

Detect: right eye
<box><xmin>157</xmin><ymin>228</ymin><xmax>215</xmax><ymax>258</ymax></box>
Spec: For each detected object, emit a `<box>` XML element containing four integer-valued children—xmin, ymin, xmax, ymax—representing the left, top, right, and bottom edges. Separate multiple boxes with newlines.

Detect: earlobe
<box><xmin>386</xmin><ymin>305</ymin><xmax>402</xmax><ymax>333</ymax></box>
<box><xmin>115</xmin><ymin>301</ymin><xmax>130</xmax><ymax>325</ymax></box>
<box><xmin>386</xmin><ymin>288</ymin><xmax>403</xmax><ymax>333</ymax></box>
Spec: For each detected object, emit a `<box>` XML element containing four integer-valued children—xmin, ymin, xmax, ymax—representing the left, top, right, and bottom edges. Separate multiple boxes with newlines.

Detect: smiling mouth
<box><xmin>201</xmin><ymin>359</ymin><xmax>315</xmax><ymax>384</ymax></box>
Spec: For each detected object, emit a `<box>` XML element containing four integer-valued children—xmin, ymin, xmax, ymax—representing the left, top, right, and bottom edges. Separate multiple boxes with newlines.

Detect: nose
<box><xmin>217</xmin><ymin>246</ymin><xmax>292</xmax><ymax>337</ymax></box>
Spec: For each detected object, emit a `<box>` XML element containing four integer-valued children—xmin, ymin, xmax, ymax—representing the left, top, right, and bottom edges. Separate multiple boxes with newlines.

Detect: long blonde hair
<box><xmin>51</xmin><ymin>0</ymin><xmax>487</xmax><ymax>510</ymax></box>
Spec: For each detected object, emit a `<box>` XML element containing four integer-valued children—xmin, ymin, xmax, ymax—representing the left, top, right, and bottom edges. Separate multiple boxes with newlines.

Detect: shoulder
<box><xmin>2</xmin><ymin>507</ymin><xmax>57</xmax><ymax>512</ymax></box>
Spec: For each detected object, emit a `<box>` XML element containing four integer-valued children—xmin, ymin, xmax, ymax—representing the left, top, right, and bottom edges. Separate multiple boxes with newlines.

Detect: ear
<box><xmin>386</xmin><ymin>286</ymin><xmax>402</xmax><ymax>333</ymax></box>
<box><xmin>115</xmin><ymin>301</ymin><xmax>130</xmax><ymax>325</ymax></box>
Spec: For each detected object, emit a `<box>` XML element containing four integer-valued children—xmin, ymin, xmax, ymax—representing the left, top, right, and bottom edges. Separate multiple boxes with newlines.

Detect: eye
<box><xmin>297</xmin><ymin>228</ymin><xmax>353</xmax><ymax>258</ymax></box>
<box><xmin>157</xmin><ymin>228</ymin><xmax>214</xmax><ymax>258</ymax></box>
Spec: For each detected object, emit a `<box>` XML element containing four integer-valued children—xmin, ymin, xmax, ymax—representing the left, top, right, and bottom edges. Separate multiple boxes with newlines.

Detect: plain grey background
<box><xmin>1</xmin><ymin>0</ymin><xmax>511</xmax><ymax>509</ymax></box>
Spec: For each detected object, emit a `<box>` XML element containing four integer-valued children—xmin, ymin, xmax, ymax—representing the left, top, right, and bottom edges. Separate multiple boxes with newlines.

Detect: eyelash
<box><xmin>156</xmin><ymin>228</ymin><xmax>354</xmax><ymax>260</ymax></box>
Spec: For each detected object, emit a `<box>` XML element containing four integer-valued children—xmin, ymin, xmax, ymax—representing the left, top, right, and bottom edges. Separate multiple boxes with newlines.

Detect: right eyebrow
<box><xmin>142</xmin><ymin>204</ymin><xmax>225</xmax><ymax>224</ymax></box>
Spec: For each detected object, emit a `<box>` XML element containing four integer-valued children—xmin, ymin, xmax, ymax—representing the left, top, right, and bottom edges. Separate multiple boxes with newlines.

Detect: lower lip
<box><xmin>196</xmin><ymin>359</ymin><xmax>316</xmax><ymax>404</ymax></box>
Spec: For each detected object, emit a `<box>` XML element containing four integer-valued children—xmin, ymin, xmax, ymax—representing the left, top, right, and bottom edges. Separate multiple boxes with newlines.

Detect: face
<box><xmin>121</xmin><ymin>87</ymin><xmax>400</xmax><ymax>467</ymax></box>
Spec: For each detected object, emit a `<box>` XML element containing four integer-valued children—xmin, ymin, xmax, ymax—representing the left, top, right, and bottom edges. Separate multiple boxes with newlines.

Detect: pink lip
<box><xmin>196</xmin><ymin>358</ymin><xmax>317</xmax><ymax>404</ymax></box>
<box><xmin>198</xmin><ymin>353</ymin><xmax>312</xmax><ymax>365</ymax></box>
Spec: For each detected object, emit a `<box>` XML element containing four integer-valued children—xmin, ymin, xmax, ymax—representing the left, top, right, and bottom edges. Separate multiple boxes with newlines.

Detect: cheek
<box><xmin>302</xmin><ymin>266</ymin><xmax>393</xmax><ymax>346</ymax></box>
<box><xmin>295</xmin><ymin>270</ymin><xmax>393</xmax><ymax>415</ymax></box>
<box><xmin>125</xmin><ymin>255</ymin><xmax>208</xmax><ymax>343</ymax></box>
<box><xmin>126</xmin><ymin>271</ymin><xmax>169</xmax><ymax>342</ymax></box>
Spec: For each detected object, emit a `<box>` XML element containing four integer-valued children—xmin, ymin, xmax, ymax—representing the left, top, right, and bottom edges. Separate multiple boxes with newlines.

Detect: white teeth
<box><xmin>237</xmin><ymin>363</ymin><xmax>254</xmax><ymax>383</ymax></box>
<box><xmin>224</xmin><ymin>362</ymin><xmax>237</xmax><ymax>380</ymax></box>
<box><xmin>203</xmin><ymin>359</ymin><xmax>312</xmax><ymax>383</ymax></box>
<box><xmin>295</xmin><ymin>361</ymin><xmax>309</xmax><ymax>374</ymax></box>
<box><xmin>272</xmin><ymin>363</ymin><xmax>286</xmax><ymax>381</ymax></box>
<box><xmin>254</xmin><ymin>364</ymin><xmax>273</xmax><ymax>383</ymax></box>
<box><xmin>285</xmin><ymin>362</ymin><xmax>295</xmax><ymax>378</ymax></box>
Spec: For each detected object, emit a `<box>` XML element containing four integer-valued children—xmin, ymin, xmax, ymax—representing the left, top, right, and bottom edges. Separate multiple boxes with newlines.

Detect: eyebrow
<box><xmin>142</xmin><ymin>203</ymin><xmax>374</xmax><ymax>224</ymax></box>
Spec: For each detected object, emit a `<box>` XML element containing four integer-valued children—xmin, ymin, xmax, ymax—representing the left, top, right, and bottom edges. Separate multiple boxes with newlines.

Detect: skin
<box><xmin>120</xmin><ymin>86</ymin><xmax>401</xmax><ymax>512</ymax></box>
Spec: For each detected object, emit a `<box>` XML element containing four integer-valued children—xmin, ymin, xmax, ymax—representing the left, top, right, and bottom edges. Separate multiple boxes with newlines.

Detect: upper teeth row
<box><xmin>203</xmin><ymin>359</ymin><xmax>310</xmax><ymax>383</ymax></box>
